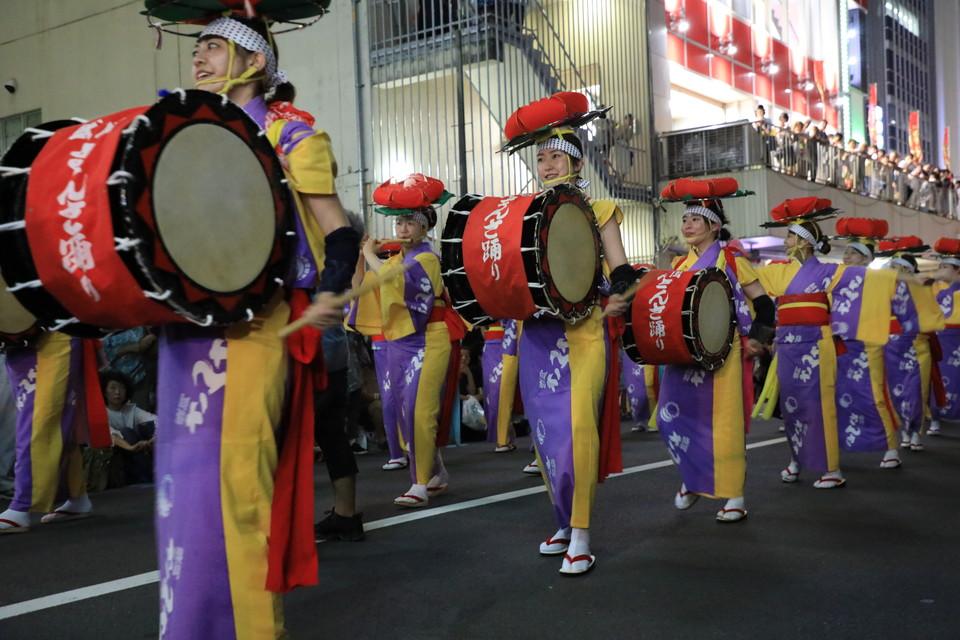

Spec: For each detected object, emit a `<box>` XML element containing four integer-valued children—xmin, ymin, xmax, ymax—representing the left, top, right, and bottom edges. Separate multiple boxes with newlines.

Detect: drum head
<box><xmin>697</xmin><ymin>279</ymin><xmax>733</xmax><ymax>355</ymax></box>
<box><xmin>152</xmin><ymin>123</ymin><xmax>276</xmax><ymax>293</ymax></box>
<box><xmin>546</xmin><ymin>203</ymin><xmax>598</xmax><ymax>304</ymax></box>
<box><xmin>0</xmin><ymin>271</ymin><xmax>36</xmax><ymax>335</ymax></box>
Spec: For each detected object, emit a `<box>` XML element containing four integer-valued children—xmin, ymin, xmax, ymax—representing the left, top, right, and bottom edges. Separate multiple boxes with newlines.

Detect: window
<box><xmin>0</xmin><ymin>109</ymin><xmax>42</xmax><ymax>157</ymax></box>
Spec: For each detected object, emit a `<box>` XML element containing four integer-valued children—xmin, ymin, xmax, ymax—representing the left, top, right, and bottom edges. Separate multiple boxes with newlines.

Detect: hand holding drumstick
<box><xmin>279</xmin><ymin>262</ymin><xmax>412</xmax><ymax>337</ymax></box>
<box><xmin>601</xmin><ymin>280</ymin><xmax>642</xmax><ymax>318</ymax></box>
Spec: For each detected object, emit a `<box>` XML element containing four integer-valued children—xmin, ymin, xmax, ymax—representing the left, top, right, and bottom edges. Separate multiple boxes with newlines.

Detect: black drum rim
<box><xmin>113</xmin><ymin>89</ymin><xmax>295</xmax><ymax>326</ymax></box>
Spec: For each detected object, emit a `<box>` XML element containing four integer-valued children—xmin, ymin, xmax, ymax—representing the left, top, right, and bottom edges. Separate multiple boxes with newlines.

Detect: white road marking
<box><xmin>0</xmin><ymin>437</ymin><xmax>787</xmax><ymax>620</ymax></box>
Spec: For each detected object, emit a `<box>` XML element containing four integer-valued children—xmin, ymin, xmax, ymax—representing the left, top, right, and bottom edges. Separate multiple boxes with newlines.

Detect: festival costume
<box><xmin>757</xmin><ymin>199</ymin><xmax>897</xmax><ymax>478</ymax></box>
<box><xmin>363</xmin><ymin>175</ymin><xmax>464</xmax><ymax>496</ymax></box>
<box><xmin>874</xmin><ymin>239</ymin><xmax>945</xmax><ymax>446</ymax></box>
<box><xmin>831</xmin><ymin>219</ymin><xmax>901</xmax><ymax>455</ymax></box>
<box><xmin>622</xmin><ymin>358</ymin><xmax>657</xmax><ymax>426</ymax></box>
<box><xmin>654</xmin><ymin>180</ymin><xmax>764</xmax><ymax>505</ymax></box>
<box><xmin>482</xmin><ymin>320</ymin><xmax>520</xmax><ymax>448</ymax></box>
<box><xmin>153</xmin><ymin>17</ymin><xmax>347</xmax><ymax>633</ymax></box>
<box><xmin>929</xmin><ymin>239</ymin><xmax>960</xmax><ymax>429</ymax></box>
<box><xmin>1</xmin><ymin>333</ymin><xmax>108</xmax><ymax>531</ymax></box>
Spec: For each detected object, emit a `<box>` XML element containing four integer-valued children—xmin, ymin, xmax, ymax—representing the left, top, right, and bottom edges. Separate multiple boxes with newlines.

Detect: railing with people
<box><xmin>659</xmin><ymin>121</ymin><xmax>960</xmax><ymax>219</ymax></box>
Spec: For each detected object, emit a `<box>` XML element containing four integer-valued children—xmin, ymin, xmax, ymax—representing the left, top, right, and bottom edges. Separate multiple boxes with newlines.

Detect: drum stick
<box><xmin>600</xmin><ymin>280</ymin><xmax>643</xmax><ymax>318</ymax></box>
<box><xmin>278</xmin><ymin>263</ymin><xmax>412</xmax><ymax>338</ymax></box>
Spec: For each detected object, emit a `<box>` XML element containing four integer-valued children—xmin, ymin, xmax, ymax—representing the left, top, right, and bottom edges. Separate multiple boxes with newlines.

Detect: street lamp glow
<box><xmin>677</xmin><ymin>18</ymin><xmax>690</xmax><ymax>33</ymax></box>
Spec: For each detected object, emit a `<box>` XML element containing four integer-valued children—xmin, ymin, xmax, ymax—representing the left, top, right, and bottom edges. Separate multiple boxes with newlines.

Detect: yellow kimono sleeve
<box><xmin>378</xmin><ymin>254</ymin><xmax>415</xmax><ymax>340</ymax></box>
<box><xmin>266</xmin><ymin>121</ymin><xmax>338</xmax><ymax>195</ymax></box>
<box><xmin>908</xmin><ymin>282</ymin><xmax>946</xmax><ymax>333</ymax></box>
<box><xmin>344</xmin><ymin>272</ymin><xmax>383</xmax><ymax>336</ymax></box>
<box><xmin>733</xmin><ymin>255</ymin><xmax>760</xmax><ymax>287</ymax></box>
<box><xmin>592</xmin><ymin>199</ymin><xmax>624</xmax><ymax>228</ymax></box>
<box><xmin>755</xmin><ymin>262</ymin><xmax>799</xmax><ymax>298</ymax></box>
<box><xmin>850</xmin><ymin>269</ymin><xmax>897</xmax><ymax>345</ymax></box>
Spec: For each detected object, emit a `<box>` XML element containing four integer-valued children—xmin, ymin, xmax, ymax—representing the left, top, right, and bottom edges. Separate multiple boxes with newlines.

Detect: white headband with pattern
<box><xmin>941</xmin><ymin>257</ymin><xmax>960</xmax><ymax>268</ymax></box>
<box><xmin>890</xmin><ymin>257</ymin><xmax>917</xmax><ymax>272</ymax></box>
<box><xmin>537</xmin><ymin>136</ymin><xmax>583</xmax><ymax>160</ymax></box>
<box><xmin>788</xmin><ymin>223</ymin><xmax>816</xmax><ymax>246</ymax></box>
<box><xmin>847</xmin><ymin>241</ymin><xmax>873</xmax><ymax>258</ymax></box>
<box><xmin>684</xmin><ymin>205</ymin><xmax>721</xmax><ymax>225</ymax></box>
<box><xmin>200</xmin><ymin>17</ymin><xmax>288</xmax><ymax>88</ymax></box>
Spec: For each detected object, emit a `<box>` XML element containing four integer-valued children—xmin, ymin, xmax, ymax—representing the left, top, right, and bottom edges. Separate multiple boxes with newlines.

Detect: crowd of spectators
<box><xmin>753</xmin><ymin>105</ymin><xmax>960</xmax><ymax>218</ymax></box>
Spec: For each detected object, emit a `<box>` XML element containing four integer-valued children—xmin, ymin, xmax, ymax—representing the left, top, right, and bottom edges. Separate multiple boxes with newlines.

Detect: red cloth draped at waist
<box><xmin>776</xmin><ymin>293</ymin><xmax>830</xmax><ymax>326</ymax></box>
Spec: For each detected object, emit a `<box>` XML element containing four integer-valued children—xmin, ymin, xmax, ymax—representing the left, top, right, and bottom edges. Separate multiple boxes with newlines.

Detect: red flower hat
<box><xmin>500</xmin><ymin>91</ymin><xmax>611</xmax><ymax>154</ymax></box>
<box><xmin>934</xmin><ymin>237</ymin><xmax>960</xmax><ymax>256</ymax></box>
<box><xmin>875</xmin><ymin>235</ymin><xmax>929</xmax><ymax>256</ymax></box>
<box><xmin>761</xmin><ymin>197</ymin><xmax>838</xmax><ymax>227</ymax></box>
<box><xmin>834</xmin><ymin>217</ymin><xmax>889</xmax><ymax>240</ymax></box>
<box><xmin>372</xmin><ymin>173</ymin><xmax>453</xmax><ymax>215</ymax></box>
<box><xmin>659</xmin><ymin>177</ymin><xmax>752</xmax><ymax>202</ymax></box>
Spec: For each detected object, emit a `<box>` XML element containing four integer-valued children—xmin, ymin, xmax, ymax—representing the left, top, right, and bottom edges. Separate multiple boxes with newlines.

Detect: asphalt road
<box><xmin>1</xmin><ymin>419</ymin><xmax>959</xmax><ymax>639</ymax></box>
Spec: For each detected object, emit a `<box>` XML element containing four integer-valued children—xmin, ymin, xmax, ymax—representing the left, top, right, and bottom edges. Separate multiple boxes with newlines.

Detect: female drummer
<box><xmin>152</xmin><ymin>15</ymin><xmax>358</xmax><ymax>639</ymax></box>
<box><xmin>0</xmin><ymin>335</ymin><xmax>102</xmax><ymax>533</ymax></box>
<box><xmin>657</xmin><ymin>183</ymin><xmax>775</xmax><ymax>522</ymax></box>
<box><xmin>360</xmin><ymin>174</ymin><xmax>462</xmax><ymax>508</ymax></box>
<box><xmin>929</xmin><ymin>239</ymin><xmax>960</xmax><ymax>435</ymax></box>
<box><xmin>502</xmin><ymin>93</ymin><xmax>633</xmax><ymax>575</ymax></box>
<box><xmin>832</xmin><ymin>221</ymin><xmax>902</xmax><ymax>469</ymax></box>
<box><xmin>881</xmin><ymin>249</ymin><xmax>944</xmax><ymax>453</ymax></box>
<box><xmin>756</xmin><ymin>201</ymin><xmax>899</xmax><ymax>489</ymax></box>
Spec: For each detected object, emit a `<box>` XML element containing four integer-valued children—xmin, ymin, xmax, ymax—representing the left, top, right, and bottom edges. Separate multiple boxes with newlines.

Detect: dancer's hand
<box><xmin>604</xmin><ymin>293</ymin><xmax>630</xmax><ymax>317</ymax></box>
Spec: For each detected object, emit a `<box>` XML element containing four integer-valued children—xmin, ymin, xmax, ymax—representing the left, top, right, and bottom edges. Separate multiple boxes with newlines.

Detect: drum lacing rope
<box><xmin>441</xmin><ymin>268</ymin><xmax>466</xmax><ymax>276</ymax></box>
<box><xmin>523</xmin><ymin>213</ymin><xmax>543</xmax><ymax>220</ymax></box>
<box><xmin>114</xmin><ymin>237</ymin><xmax>142</xmax><ymax>252</ymax></box>
<box><xmin>274</xmin><ymin>278</ymin><xmax>285</xmax><ymax>285</ymax></box>
<box><xmin>121</xmin><ymin>115</ymin><xmax>152</xmax><ymax>137</ymax></box>
<box><xmin>527</xmin><ymin>283</ymin><xmax>546</xmax><ymax>288</ymax></box>
<box><xmin>0</xmin><ymin>166</ymin><xmax>30</xmax><ymax>178</ymax></box>
<box><xmin>171</xmin><ymin>88</ymin><xmax>188</xmax><ymax>105</ymax></box>
<box><xmin>245</xmin><ymin>308</ymin><xmax>255</xmax><ymax>322</ymax></box>
<box><xmin>70</xmin><ymin>117</ymin><xmax>88</xmax><ymax>123</ymax></box>
<box><xmin>190</xmin><ymin>314</ymin><xmax>214</xmax><ymax>327</ymax></box>
<box><xmin>6</xmin><ymin>279</ymin><xmax>41</xmax><ymax>292</ymax></box>
<box><xmin>23</xmin><ymin>127</ymin><xmax>55</xmax><ymax>140</ymax></box>
<box><xmin>0</xmin><ymin>220</ymin><xmax>26</xmax><ymax>232</ymax></box>
<box><xmin>144</xmin><ymin>289</ymin><xmax>172</xmax><ymax>301</ymax></box>
<box><xmin>220</xmin><ymin>94</ymin><xmax>230</xmax><ymax>108</ymax></box>
<box><xmin>520</xmin><ymin>247</ymin><xmax>539</xmax><ymax>252</ymax></box>
<box><xmin>453</xmin><ymin>300</ymin><xmax>477</xmax><ymax>310</ymax></box>
<box><xmin>49</xmin><ymin>318</ymin><xmax>80</xmax><ymax>332</ymax></box>
<box><xmin>106</xmin><ymin>171</ymin><xmax>135</xmax><ymax>186</ymax></box>
<box><xmin>285</xmin><ymin>231</ymin><xmax>297</xmax><ymax>236</ymax></box>
<box><xmin>440</xmin><ymin>238</ymin><xmax>463</xmax><ymax>243</ymax></box>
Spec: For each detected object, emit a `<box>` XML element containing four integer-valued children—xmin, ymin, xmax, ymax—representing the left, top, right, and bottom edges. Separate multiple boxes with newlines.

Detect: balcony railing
<box><xmin>659</xmin><ymin>121</ymin><xmax>960</xmax><ymax>220</ymax></box>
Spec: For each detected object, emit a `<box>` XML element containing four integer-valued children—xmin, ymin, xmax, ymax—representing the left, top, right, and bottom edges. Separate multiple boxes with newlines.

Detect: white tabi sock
<box><xmin>0</xmin><ymin>508</ymin><xmax>30</xmax><ymax>528</ymax></box>
<box><xmin>54</xmin><ymin>494</ymin><xmax>92</xmax><ymax>514</ymax></box>
<box><xmin>568</xmin><ymin>527</ymin><xmax>591</xmax><ymax>558</ymax></box>
<box><xmin>722</xmin><ymin>496</ymin><xmax>745</xmax><ymax>511</ymax></box>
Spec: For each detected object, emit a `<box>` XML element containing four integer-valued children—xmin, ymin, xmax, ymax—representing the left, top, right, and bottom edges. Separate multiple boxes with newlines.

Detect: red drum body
<box><xmin>623</xmin><ymin>267</ymin><xmax>735</xmax><ymax>371</ymax></box>
<box><xmin>440</xmin><ymin>185</ymin><xmax>602</xmax><ymax>326</ymax></box>
<box><xmin>0</xmin><ymin>90</ymin><xmax>293</xmax><ymax>335</ymax></box>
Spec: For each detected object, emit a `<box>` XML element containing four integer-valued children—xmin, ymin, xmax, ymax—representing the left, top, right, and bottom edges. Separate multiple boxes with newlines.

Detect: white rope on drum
<box><xmin>245</xmin><ymin>308</ymin><xmax>254</xmax><ymax>321</ymax></box>
<box><xmin>23</xmin><ymin>128</ymin><xmax>55</xmax><ymax>140</ymax></box>
<box><xmin>190</xmin><ymin>314</ymin><xmax>214</xmax><ymax>327</ymax></box>
<box><xmin>114</xmin><ymin>237</ymin><xmax>142</xmax><ymax>252</ymax></box>
<box><xmin>49</xmin><ymin>318</ymin><xmax>80</xmax><ymax>332</ymax></box>
<box><xmin>171</xmin><ymin>88</ymin><xmax>187</xmax><ymax>104</ymax></box>
<box><xmin>285</xmin><ymin>231</ymin><xmax>296</xmax><ymax>236</ymax></box>
<box><xmin>121</xmin><ymin>115</ymin><xmax>152</xmax><ymax>137</ymax></box>
<box><xmin>0</xmin><ymin>220</ymin><xmax>26</xmax><ymax>232</ymax></box>
<box><xmin>6</xmin><ymin>279</ymin><xmax>42</xmax><ymax>292</ymax></box>
<box><xmin>70</xmin><ymin>117</ymin><xmax>88</xmax><ymax>123</ymax></box>
<box><xmin>220</xmin><ymin>94</ymin><xmax>230</xmax><ymax>108</ymax></box>
<box><xmin>106</xmin><ymin>171</ymin><xmax>135</xmax><ymax>186</ymax></box>
<box><xmin>143</xmin><ymin>289</ymin><xmax>172</xmax><ymax>301</ymax></box>
<box><xmin>274</xmin><ymin>278</ymin><xmax>285</xmax><ymax>285</ymax></box>
<box><xmin>0</xmin><ymin>166</ymin><xmax>30</xmax><ymax>178</ymax></box>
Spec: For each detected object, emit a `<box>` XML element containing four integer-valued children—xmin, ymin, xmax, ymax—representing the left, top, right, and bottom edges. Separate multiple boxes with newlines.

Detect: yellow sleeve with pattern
<box><xmin>592</xmin><ymin>199</ymin><xmax>624</xmax><ymax>229</ymax></box>
<box><xmin>908</xmin><ymin>281</ymin><xmax>946</xmax><ymax>333</ymax></box>
<box><xmin>755</xmin><ymin>263</ymin><xmax>797</xmax><ymax>298</ymax></box>
<box><xmin>733</xmin><ymin>256</ymin><xmax>760</xmax><ymax>287</ymax></box>
<box><xmin>851</xmin><ymin>269</ymin><xmax>897</xmax><ymax>345</ymax></box>
<box><xmin>265</xmin><ymin>121</ymin><xmax>338</xmax><ymax>195</ymax></box>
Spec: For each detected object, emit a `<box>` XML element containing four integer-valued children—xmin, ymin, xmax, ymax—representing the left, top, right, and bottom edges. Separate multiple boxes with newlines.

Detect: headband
<box><xmin>890</xmin><ymin>257</ymin><xmax>917</xmax><ymax>272</ymax></box>
<box><xmin>684</xmin><ymin>205</ymin><xmax>722</xmax><ymax>226</ymax></box>
<box><xmin>199</xmin><ymin>17</ymin><xmax>288</xmax><ymax>88</ymax></box>
<box><xmin>847</xmin><ymin>242</ymin><xmax>873</xmax><ymax>258</ymax></box>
